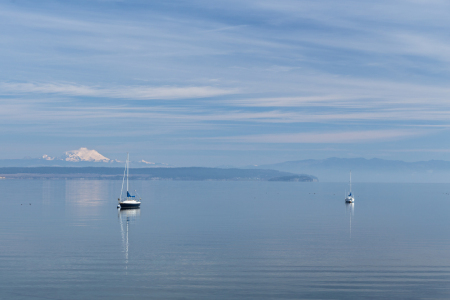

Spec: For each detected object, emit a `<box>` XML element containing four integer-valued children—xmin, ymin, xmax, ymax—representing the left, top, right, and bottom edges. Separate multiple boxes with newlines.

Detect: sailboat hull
<box><xmin>119</xmin><ymin>201</ymin><xmax>141</xmax><ymax>209</ymax></box>
<box><xmin>119</xmin><ymin>203</ymin><xmax>140</xmax><ymax>209</ymax></box>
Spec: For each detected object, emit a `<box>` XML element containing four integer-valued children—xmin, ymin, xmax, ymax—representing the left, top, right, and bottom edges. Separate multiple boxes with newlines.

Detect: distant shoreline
<box><xmin>0</xmin><ymin>167</ymin><xmax>318</xmax><ymax>182</ymax></box>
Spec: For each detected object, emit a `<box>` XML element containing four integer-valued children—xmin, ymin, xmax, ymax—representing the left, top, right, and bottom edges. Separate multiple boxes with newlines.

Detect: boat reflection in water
<box><xmin>118</xmin><ymin>208</ymin><xmax>140</xmax><ymax>273</ymax></box>
<box><xmin>345</xmin><ymin>202</ymin><xmax>354</xmax><ymax>238</ymax></box>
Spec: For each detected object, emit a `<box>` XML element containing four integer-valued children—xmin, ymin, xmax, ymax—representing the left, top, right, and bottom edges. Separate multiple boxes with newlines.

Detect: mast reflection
<box><xmin>118</xmin><ymin>208</ymin><xmax>140</xmax><ymax>272</ymax></box>
<box><xmin>345</xmin><ymin>202</ymin><xmax>354</xmax><ymax>238</ymax></box>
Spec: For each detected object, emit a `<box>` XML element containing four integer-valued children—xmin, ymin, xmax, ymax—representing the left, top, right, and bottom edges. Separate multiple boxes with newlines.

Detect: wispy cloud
<box><xmin>0</xmin><ymin>82</ymin><xmax>236</xmax><ymax>100</ymax></box>
<box><xmin>1</xmin><ymin>1</ymin><xmax>450</xmax><ymax>163</ymax></box>
<box><xmin>215</xmin><ymin>129</ymin><xmax>423</xmax><ymax>144</ymax></box>
<box><xmin>3</xmin><ymin>95</ymin><xmax>450</xmax><ymax>128</ymax></box>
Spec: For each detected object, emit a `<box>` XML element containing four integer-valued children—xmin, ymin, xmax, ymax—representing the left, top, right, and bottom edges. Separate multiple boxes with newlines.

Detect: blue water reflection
<box><xmin>346</xmin><ymin>202</ymin><xmax>354</xmax><ymax>238</ymax></box>
<box><xmin>118</xmin><ymin>208</ymin><xmax>140</xmax><ymax>272</ymax></box>
<box><xmin>1</xmin><ymin>180</ymin><xmax>450</xmax><ymax>299</ymax></box>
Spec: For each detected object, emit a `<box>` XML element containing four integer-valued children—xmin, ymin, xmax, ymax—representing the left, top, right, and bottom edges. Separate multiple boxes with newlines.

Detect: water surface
<box><xmin>1</xmin><ymin>180</ymin><xmax>450</xmax><ymax>299</ymax></box>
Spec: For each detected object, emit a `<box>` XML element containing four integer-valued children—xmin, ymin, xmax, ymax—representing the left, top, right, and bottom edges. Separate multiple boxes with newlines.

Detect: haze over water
<box><xmin>1</xmin><ymin>179</ymin><xmax>450</xmax><ymax>299</ymax></box>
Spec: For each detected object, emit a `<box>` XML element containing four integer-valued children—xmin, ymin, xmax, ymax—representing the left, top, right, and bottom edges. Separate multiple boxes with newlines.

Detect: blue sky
<box><xmin>1</xmin><ymin>0</ymin><xmax>450</xmax><ymax>166</ymax></box>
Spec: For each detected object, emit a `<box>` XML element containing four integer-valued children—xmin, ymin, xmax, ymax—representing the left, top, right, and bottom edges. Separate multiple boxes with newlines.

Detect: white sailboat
<box><xmin>118</xmin><ymin>153</ymin><xmax>141</xmax><ymax>209</ymax></box>
<box><xmin>345</xmin><ymin>171</ymin><xmax>355</xmax><ymax>203</ymax></box>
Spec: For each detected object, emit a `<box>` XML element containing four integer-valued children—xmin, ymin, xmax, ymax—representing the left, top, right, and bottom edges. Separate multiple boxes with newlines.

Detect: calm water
<box><xmin>1</xmin><ymin>180</ymin><xmax>450</xmax><ymax>299</ymax></box>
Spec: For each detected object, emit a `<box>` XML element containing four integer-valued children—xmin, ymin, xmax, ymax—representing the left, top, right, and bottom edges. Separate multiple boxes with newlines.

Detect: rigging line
<box><xmin>134</xmin><ymin>189</ymin><xmax>142</xmax><ymax>200</ymax></box>
<box><xmin>120</xmin><ymin>159</ymin><xmax>126</xmax><ymax>199</ymax></box>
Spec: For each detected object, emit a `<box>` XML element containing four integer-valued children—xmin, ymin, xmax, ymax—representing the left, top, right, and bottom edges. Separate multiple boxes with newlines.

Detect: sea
<box><xmin>1</xmin><ymin>179</ymin><xmax>450</xmax><ymax>299</ymax></box>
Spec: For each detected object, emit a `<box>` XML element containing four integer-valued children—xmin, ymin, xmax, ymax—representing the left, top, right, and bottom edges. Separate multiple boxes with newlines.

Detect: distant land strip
<box><xmin>0</xmin><ymin>167</ymin><xmax>318</xmax><ymax>182</ymax></box>
<box><xmin>268</xmin><ymin>175</ymin><xmax>318</xmax><ymax>182</ymax></box>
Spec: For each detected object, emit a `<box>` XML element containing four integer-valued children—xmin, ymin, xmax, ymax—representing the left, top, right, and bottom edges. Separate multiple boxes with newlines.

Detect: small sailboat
<box><xmin>118</xmin><ymin>153</ymin><xmax>141</xmax><ymax>209</ymax></box>
<box><xmin>345</xmin><ymin>171</ymin><xmax>354</xmax><ymax>203</ymax></box>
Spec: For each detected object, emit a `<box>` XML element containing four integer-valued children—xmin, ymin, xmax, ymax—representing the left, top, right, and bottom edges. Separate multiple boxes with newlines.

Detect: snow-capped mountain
<box><xmin>0</xmin><ymin>148</ymin><xmax>171</xmax><ymax>167</ymax></box>
<box><xmin>62</xmin><ymin>147</ymin><xmax>110</xmax><ymax>162</ymax></box>
<box><xmin>137</xmin><ymin>159</ymin><xmax>169</xmax><ymax>167</ymax></box>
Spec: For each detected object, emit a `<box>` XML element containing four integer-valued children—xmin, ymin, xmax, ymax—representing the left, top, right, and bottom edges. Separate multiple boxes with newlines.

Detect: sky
<box><xmin>1</xmin><ymin>0</ymin><xmax>450</xmax><ymax>166</ymax></box>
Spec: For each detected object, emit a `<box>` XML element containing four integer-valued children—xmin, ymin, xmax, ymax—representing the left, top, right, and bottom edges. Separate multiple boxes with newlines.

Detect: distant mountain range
<box><xmin>0</xmin><ymin>148</ymin><xmax>170</xmax><ymax>168</ymax></box>
<box><xmin>251</xmin><ymin>157</ymin><xmax>450</xmax><ymax>182</ymax></box>
<box><xmin>5</xmin><ymin>148</ymin><xmax>450</xmax><ymax>182</ymax></box>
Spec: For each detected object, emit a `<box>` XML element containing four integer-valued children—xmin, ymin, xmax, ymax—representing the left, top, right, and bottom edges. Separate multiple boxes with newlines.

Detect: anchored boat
<box><xmin>118</xmin><ymin>153</ymin><xmax>141</xmax><ymax>209</ymax></box>
<box><xmin>345</xmin><ymin>171</ymin><xmax>355</xmax><ymax>203</ymax></box>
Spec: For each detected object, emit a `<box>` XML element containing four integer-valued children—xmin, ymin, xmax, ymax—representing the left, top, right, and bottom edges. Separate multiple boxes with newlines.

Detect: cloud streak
<box><xmin>2</xmin><ymin>1</ymin><xmax>450</xmax><ymax>163</ymax></box>
<box><xmin>0</xmin><ymin>82</ymin><xmax>236</xmax><ymax>100</ymax></box>
<box><xmin>215</xmin><ymin>129</ymin><xmax>423</xmax><ymax>144</ymax></box>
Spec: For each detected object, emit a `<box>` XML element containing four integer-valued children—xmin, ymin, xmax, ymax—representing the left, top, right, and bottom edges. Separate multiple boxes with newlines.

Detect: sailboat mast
<box><xmin>126</xmin><ymin>153</ymin><xmax>129</xmax><ymax>193</ymax></box>
<box><xmin>350</xmin><ymin>171</ymin><xmax>352</xmax><ymax>193</ymax></box>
